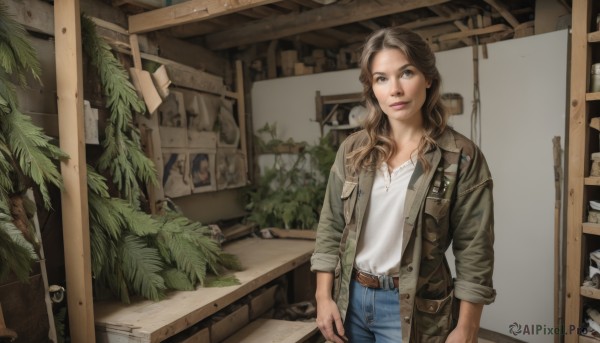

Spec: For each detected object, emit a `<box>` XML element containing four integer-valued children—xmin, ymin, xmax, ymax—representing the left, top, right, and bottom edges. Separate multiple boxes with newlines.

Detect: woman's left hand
<box><xmin>445</xmin><ymin>326</ymin><xmax>478</xmax><ymax>343</ymax></box>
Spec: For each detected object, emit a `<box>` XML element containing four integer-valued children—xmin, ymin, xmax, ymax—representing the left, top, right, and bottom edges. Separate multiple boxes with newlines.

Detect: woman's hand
<box><xmin>445</xmin><ymin>326</ymin><xmax>478</xmax><ymax>343</ymax></box>
<box><xmin>445</xmin><ymin>300</ymin><xmax>483</xmax><ymax>343</ymax></box>
<box><xmin>316</xmin><ymin>296</ymin><xmax>347</xmax><ymax>343</ymax></box>
<box><xmin>315</xmin><ymin>272</ymin><xmax>347</xmax><ymax>342</ymax></box>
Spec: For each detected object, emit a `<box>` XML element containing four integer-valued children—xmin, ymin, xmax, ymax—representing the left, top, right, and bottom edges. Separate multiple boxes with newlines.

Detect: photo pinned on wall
<box><xmin>162</xmin><ymin>149</ymin><xmax>192</xmax><ymax>198</ymax></box>
<box><xmin>179</xmin><ymin>90</ymin><xmax>218</xmax><ymax>149</ymax></box>
<box><xmin>216</xmin><ymin>148</ymin><xmax>247</xmax><ymax>190</ymax></box>
<box><xmin>217</xmin><ymin>98</ymin><xmax>240</xmax><ymax>148</ymax></box>
<box><xmin>159</xmin><ymin>90</ymin><xmax>187</xmax><ymax>148</ymax></box>
<box><xmin>190</xmin><ymin>150</ymin><xmax>217</xmax><ymax>193</ymax></box>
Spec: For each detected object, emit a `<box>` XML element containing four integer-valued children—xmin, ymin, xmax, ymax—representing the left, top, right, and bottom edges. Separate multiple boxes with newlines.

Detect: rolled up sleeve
<box><xmin>311</xmin><ymin>142</ymin><xmax>347</xmax><ymax>273</ymax></box>
<box><xmin>451</xmin><ymin>149</ymin><xmax>496</xmax><ymax>305</ymax></box>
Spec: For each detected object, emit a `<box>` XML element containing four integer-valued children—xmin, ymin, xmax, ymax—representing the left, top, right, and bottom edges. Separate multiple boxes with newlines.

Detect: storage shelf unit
<box><xmin>566</xmin><ymin>2</ymin><xmax>600</xmax><ymax>343</ymax></box>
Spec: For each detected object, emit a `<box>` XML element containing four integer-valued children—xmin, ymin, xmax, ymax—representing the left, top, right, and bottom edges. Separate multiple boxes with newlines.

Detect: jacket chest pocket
<box><xmin>341</xmin><ymin>181</ymin><xmax>358</xmax><ymax>225</ymax></box>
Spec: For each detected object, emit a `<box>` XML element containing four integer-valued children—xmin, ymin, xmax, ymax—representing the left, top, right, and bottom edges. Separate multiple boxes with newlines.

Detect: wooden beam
<box><xmin>4</xmin><ymin>0</ymin><xmax>54</xmax><ymax>35</ymax></box>
<box><xmin>154</xmin><ymin>32</ymin><xmax>226</xmax><ymax>76</ymax></box>
<box><xmin>438</xmin><ymin>24</ymin><xmax>511</xmax><ymax>42</ymax></box>
<box><xmin>168</xmin><ymin>21</ymin><xmax>223</xmax><ymax>38</ymax></box>
<box><xmin>400</xmin><ymin>8</ymin><xmax>478</xmax><ymax>30</ymax></box>
<box><xmin>484</xmin><ymin>0</ymin><xmax>520</xmax><ymax>28</ymax></box>
<box><xmin>54</xmin><ymin>2</ymin><xmax>95</xmax><ymax>342</ymax></box>
<box><xmin>205</xmin><ymin>0</ymin><xmax>449</xmax><ymax>50</ymax></box>
<box><xmin>357</xmin><ymin>20</ymin><xmax>382</xmax><ymax>31</ymax></box>
<box><xmin>452</xmin><ymin>20</ymin><xmax>474</xmax><ymax>46</ymax></box>
<box><xmin>128</xmin><ymin>0</ymin><xmax>281</xmax><ymax>34</ymax></box>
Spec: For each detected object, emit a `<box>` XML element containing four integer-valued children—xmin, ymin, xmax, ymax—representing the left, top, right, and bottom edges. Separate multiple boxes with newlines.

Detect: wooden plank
<box><xmin>401</xmin><ymin>8</ymin><xmax>479</xmax><ymax>30</ymax></box>
<box><xmin>269</xmin><ymin>228</ymin><xmax>317</xmax><ymax>240</ymax></box>
<box><xmin>236</xmin><ymin>60</ymin><xmax>248</xmax><ymax>177</ymax></box>
<box><xmin>222</xmin><ymin>319</ymin><xmax>318</xmax><ymax>343</ymax></box>
<box><xmin>589</xmin><ymin>31</ymin><xmax>600</xmax><ymax>43</ymax></box>
<box><xmin>583</xmin><ymin>222</ymin><xmax>600</xmax><ymax>236</ymax></box>
<box><xmin>565</xmin><ymin>1</ymin><xmax>591</xmax><ymax>342</ymax></box>
<box><xmin>484</xmin><ymin>0</ymin><xmax>520</xmax><ymax>28</ymax></box>
<box><xmin>584</xmin><ymin>177</ymin><xmax>600</xmax><ymax>185</ymax></box>
<box><xmin>154</xmin><ymin>32</ymin><xmax>226</xmax><ymax>77</ymax></box>
<box><xmin>4</xmin><ymin>0</ymin><xmax>54</xmax><ymax>35</ymax></box>
<box><xmin>210</xmin><ymin>304</ymin><xmax>249</xmax><ymax>343</ymax></box>
<box><xmin>249</xmin><ymin>285</ymin><xmax>278</xmax><ymax>320</ymax></box>
<box><xmin>54</xmin><ymin>2</ymin><xmax>96</xmax><ymax>343</ymax></box>
<box><xmin>205</xmin><ymin>0</ymin><xmax>449</xmax><ymax>50</ymax></box>
<box><xmin>586</xmin><ymin>92</ymin><xmax>600</xmax><ymax>101</ymax></box>
<box><xmin>438</xmin><ymin>24</ymin><xmax>511</xmax><ymax>42</ymax></box>
<box><xmin>129</xmin><ymin>34</ymin><xmax>143</xmax><ymax>70</ymax></box>
<box><xmin>94</xmin><ymin>238</ymin><xmax>315</xmax><ymax>343</ymax></box>
<box><xmin>581</xmin><ymin>286</ymin><xmax>600</xmax><ymax>300</ymax></box>
<box><xmin>166</xmin><ymin>63</ymin><xmax>225</xmax><ymax>96</ymax></box>
<box><xmin>128</xmin><ymin>0</ymin><xmax>281</xmax><ymax>34</ymax></box>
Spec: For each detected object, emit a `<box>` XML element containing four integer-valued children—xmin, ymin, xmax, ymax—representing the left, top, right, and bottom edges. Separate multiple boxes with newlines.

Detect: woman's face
<box><xmin>370</xmin><ymin>48</ymin><xmax>430</xmax><ymax>126</ymax></box>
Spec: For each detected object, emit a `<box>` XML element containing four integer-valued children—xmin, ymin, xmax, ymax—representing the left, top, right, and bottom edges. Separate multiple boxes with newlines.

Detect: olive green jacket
<box><xmin>311</xmin><ymin>128</ymin><xmax>496</xmax><ymax>342</ymax></box>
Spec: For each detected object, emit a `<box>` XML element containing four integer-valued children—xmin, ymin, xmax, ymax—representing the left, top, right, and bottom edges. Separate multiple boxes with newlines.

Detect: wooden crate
<box><xmin>210</xmin><ymin>304</ymin><xmax>249</xmax><ymax>343</ymax></box>
<box><xmin>249</xmin><ymin>285</ymin><xmax>278</xmax><ymax>320</ymax></box>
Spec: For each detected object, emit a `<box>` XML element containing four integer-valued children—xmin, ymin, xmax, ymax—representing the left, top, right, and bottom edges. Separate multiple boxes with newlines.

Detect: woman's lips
<box><xmin>389</xmin><ymin>101</ymin><xmax>408</xmax><ymax>110</ymax></box>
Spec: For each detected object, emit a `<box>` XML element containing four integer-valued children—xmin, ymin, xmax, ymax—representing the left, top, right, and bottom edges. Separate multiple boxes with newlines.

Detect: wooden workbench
<box><xmin>94</xmin><ymin>238</ymin><xmax>315</xmax><ymax>343</ymax></box>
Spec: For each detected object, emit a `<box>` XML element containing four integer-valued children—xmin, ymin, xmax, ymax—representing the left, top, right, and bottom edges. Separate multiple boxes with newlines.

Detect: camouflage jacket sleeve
<box><xmin>450</xmin><ymin>143</ymin><xmax>496</xmax><ymax>305</ymax></box>
<box><xmin>310</xmin><ymin>140</ymin><xmax>347</xmax><ymax>273</ymax></box>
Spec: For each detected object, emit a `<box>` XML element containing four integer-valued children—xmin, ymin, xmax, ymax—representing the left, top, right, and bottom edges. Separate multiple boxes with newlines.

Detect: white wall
<box><xmin>251</xmin><ymin>30</ymin><xmax>568</xmax><ymax>342</ymax></box>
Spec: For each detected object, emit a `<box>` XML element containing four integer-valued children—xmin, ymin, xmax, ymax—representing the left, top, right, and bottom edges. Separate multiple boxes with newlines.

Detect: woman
<box><xmin>311</xmin><ymin>27</ymin><xmax>495</xmax><ymax>343</ymax></box>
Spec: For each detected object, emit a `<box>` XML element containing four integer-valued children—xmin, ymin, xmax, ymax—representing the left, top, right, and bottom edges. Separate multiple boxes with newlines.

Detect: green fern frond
<box><xmin>120</xmin><ymin>234</ymin><xmax>165</xmax><ymax>302</ymax></box>
<box><xmin>0</xmin><ymin>4</ymin><xmax>41</xmax><ymax>84</ymax></box>
<box><xmin>111</xmin><ymin>197</ymin><xmax>159</xmax><ymax>236</ymax></box>
<box><xmin>204</xmin><ymin>275</ymin><xmax>240</xmax><ymax>288</ymax></box>
<box><xmin>81</xmin><ymin>14</ymin><xmax>155</xmax><ymax>205</ymax></box>
<box><xmin>89</xmin><ymin>225</ymin><xmax>110</xmax><ymax>278</ymax></box>
<box><xmin>3</xmin><ymin>110</ymin><xmax>66</xmax><ymax>208</ymax></box>
<box><xmin>89</xmin><ymin>192</ymin><xmax>124</xmax><ymax>240</ymax></box>
<box><xmin>166</xmin><ymin>234</ymin><xmax>208</xmax><ymax>285</ymax></box>
<box><xmin>0</xmin><ymin>212</ymin><xmax>35</xmax><ymax>282</ymax></box>
<box><xmin>219</xmin><ymin>252</ymin><xmax>244</xmax><ymax>272</ymax></box>
<box><xmin>86</xmin><ymin>167</ymin><xmax>110</xmax><ymax>198</ymax></box>
<box><xmin>161</xmin><ymin>268</ymin><xmax>194</xmax><ymax>291</ymax></box>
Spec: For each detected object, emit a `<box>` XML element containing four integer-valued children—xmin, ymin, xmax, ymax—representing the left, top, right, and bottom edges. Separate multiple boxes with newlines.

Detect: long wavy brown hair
<box><xmin>348</xmin><ymin>27</ymin><xmax>448</xmax><ymax>173</ymax></box>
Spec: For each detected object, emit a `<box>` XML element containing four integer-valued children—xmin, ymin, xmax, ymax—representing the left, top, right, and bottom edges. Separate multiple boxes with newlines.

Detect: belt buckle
<box><xmin>378</xmin><ymin>274</ymin><xmax>394</xmax><ymax>290</ymax></box>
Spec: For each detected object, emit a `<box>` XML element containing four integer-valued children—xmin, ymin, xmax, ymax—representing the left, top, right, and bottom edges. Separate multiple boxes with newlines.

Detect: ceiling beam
<box><xmin>438</xmin><ymin>23</ymin><xmax>511</xmax><ymax>42</ymax></box>
<box><xmin>401</xmin><ymin>8</ymin><xmax>478</xmax><ymax>30</ymax></box>
<box><xmin>205</xmin><ymin>0</ymin><xmax>449</xmax><ymax>50</ymax></box>
<box><xmin>128</xmin><ymin>0</ymin><xmax>282</xmax><ymax>34</ymax></box>
<box><xmin>357</xmin><ymin>20</ymin><xmax>382</xmax><ymax>31</ymax></box>
<box><xmin>484</xmin><ymin>0</ymin><xmax>520</xmax><ymax>28</ymax></box>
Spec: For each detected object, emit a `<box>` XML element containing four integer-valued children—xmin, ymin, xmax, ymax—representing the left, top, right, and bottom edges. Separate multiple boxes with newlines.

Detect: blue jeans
<box><xmin>345</xmin><ymin>279</ymin><xmax>402</xmax><ymax>343</ymax></box>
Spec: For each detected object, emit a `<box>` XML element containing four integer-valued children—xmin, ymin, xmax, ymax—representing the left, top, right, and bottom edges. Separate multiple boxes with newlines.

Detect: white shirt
<box><xmin>354</xmin><ymin>158</ymin><xmax>415</xmax><ymax>276</ymax></box>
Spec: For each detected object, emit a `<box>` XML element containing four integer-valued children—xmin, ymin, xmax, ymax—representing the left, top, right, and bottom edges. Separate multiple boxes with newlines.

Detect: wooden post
<box><xmin>565</xmin><ymin>1</ymin><xmax>590</xmax><ymax>342</ymax></box>
<box><xmin>236</xmin><ymin>60</ymin><xmax>248</xmax><ymax>176</ymax></box>
<box><xmin>54</xmin><ymin>3</ymin><xmax>96</xmax><ymax>342</ymax></box>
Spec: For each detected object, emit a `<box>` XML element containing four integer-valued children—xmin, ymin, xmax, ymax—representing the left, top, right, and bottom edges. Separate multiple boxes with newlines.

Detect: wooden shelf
<box><xmin>590</xmin><ymin>30</ymin><xmax>600</xmax><ymax>43</ymax></box>
<box><xmin>94</xmin><ymin>238</ymin><xmax>315</xmax><ymax>343</ymax></box>
<box><xmin>586</xmin><ymin>92</ymin><xmax>600</xmax><ymax>101</ymax></box>
<box><xmin>585</xmin><ymin>177</ymin><xmax>600</xmax><ymax>185</ymax></box>
<box><xmin>584</xmin><ymin>222</ymin><xmax>600</xmax><ymax>236</ymax></box>
<box><xmin>581</xmin><ymin>285</ymin><xmax>600</xmax><ymax>299</ymax></box>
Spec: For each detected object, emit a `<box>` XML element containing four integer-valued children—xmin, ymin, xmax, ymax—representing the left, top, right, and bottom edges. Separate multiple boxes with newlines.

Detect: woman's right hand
<box><xmin>316</xmin><ymin>296</ymin><xmax>347</xmax><ymax>343</ymax></box>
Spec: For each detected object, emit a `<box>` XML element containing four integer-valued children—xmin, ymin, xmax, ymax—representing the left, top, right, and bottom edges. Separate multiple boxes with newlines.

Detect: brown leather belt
<box><xmin>352</xmin><ymin>268</ymin><xmax>399</xmax><ymax>289</ymax></box>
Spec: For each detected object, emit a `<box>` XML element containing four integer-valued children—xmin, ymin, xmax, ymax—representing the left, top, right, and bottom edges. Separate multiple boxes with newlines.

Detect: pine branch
<box><xmin>161</xmin><ymin>268</ymin><xmax>194</xmax><ymax>291</ymax></box>
<box><xmin>120</xmin><ymin>234</ymin><xmax>165</xmax><ymax>302</ymax></box>
<box><xmin>80</xmin><ymin>14</ymin><xmax>157</xmax><ymax>205</ymax></box>
<box><xmin>0</xmin><ymin>211</ymin><xmax>35</xmax><ymax>282</ymax></box>
<box><xmin>0</xmin><ymin>4</ymin><xmax>41</xmax><ymax>85</ymax></box>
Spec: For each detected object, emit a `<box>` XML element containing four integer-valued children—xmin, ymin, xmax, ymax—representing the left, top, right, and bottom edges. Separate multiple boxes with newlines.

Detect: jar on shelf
<box><xmin>591</xmin><ymin>63</ymin><xmax>600</xmax><ymax>92</ymax></box>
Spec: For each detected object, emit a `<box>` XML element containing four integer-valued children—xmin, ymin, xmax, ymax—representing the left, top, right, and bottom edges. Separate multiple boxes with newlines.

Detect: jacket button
<box><xmin>404</xmin><ymin>316</ymin><xmax>410</xmax><ymax>323</ymax></box>
<box><xmin>407</xmin><ymin>265</ymin><xmax>413</xmax><ymax>272</ymax></box>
